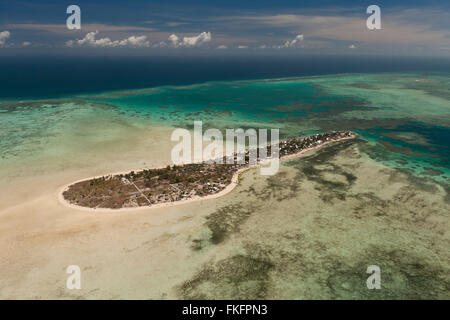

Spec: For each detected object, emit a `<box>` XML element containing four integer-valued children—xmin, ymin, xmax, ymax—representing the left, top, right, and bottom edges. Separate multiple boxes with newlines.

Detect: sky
<box><xmin>0</xmin><ymin>0</ymin><xmax>449</xmax><ymax>56</ymax></box>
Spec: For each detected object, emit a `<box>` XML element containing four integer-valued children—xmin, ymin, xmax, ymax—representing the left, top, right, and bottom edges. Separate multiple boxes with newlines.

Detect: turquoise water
<box><xmin>89</xmin><ymin>73</ymin><xmax>450</xmax><ymax>183</ymax></box>
<box><xmin>1</xmin><ymin>72</ymin><xmax>449</xmax><ymax>183</ymax></box>
<box><xmin>91</xmin><ymin>78</ymin><xmax>367</xmax><ymax>127</ymax></box>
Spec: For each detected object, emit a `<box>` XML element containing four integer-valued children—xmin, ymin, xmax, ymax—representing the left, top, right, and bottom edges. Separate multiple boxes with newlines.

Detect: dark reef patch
<box><xmin>313</xmin><ymin>118</ymin><xmax>408</xmax><ymax>132</ymax></box>
<box><xmin>325</xmin><ymin>247</ymin><xmax>450</xmax><ymax>299</ymax></box>
<box><xmin>284</xmin><ymin>139</ymin><xmax>360</xmax><ymax>202</ymax></box>
<box><xmin>0</xmin><ymin>100</ymin><xmax>118</xmax><ymax>113</ymax></box>
<box><xmin>349</xmin><ymin>192</ymin><xmax>388</xmax><ymax>219</ymax></box>
<box><xmin>203</xmin><ymin>203</ymin><xmax>258</xmax><ymax>245</ymax></box>
<box><xmin>178</xmin><ymin>253</ymin><xmax>274</xmax><ymax>299</ymax></box>
<box><xmin>241</xmin><ymin>171</ymin><xmax>301</xmax><ymax>202</ymax></box>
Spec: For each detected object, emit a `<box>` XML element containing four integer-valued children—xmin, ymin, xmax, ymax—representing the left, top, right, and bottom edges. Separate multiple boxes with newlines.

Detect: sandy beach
<box><xmin>57</xmin><ymin>134</ymin><xmax>356</xmax><ymax>213</ymax></box>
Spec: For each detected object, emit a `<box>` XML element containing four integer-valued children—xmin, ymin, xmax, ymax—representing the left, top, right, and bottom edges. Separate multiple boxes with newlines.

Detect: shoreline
<box><xmin>58</xmin><ymin>134</ymin><xmax>356</xmax><ymax>213</ymax></box>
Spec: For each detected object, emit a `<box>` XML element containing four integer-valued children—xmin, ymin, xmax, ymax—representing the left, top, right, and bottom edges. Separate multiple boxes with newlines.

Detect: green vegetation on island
<box><xmin>63</xmin><ymin>131</ymin><xmax>355</xmax><ymax>209</ymax></box>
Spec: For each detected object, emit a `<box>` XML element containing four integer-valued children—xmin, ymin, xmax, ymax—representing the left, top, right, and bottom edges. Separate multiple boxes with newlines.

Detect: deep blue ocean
<box><xmin>1</xmin><ymin>55</ymin><xmax>450</xmax><ymax>100</ymax></box>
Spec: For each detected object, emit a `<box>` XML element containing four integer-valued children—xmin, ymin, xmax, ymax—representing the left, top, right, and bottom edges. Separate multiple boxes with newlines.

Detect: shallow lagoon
<box><xmin>89</xmin><ymin>72</ymin><xmax>450</xmax><ymax>182</ymax></box>
<box><xmin>0</xmin><ymin>72</ymin><xmax>449</xmax><ymax>299</ymax></box>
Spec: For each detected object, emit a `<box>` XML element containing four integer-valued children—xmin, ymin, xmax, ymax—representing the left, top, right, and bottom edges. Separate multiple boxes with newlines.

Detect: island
<box><xmin>61</xmin><ymin>131</ymin><xmax>355</xmax><ymax>210</ymax></box>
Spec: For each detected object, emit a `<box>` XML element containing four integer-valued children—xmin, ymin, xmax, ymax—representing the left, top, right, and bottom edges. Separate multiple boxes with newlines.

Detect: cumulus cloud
<box><xmin>0</xmin><ymin>30</ymin><xmax>10</xmax><ymax>46</ymax></box>
<box><xmin>278</xmin><ymin>34</ymin><xmax>304</xmax><ymax>48</ymax></box>
<box><xmin>183</xmin><ymin>31</ymin><xmax>211</xmax><ymax>47</ymax></box>
<box><xmin>124</xmin><ymin>35</ymin><xmax>151</xmax><ymax>47</ymax></box>
<box><xmin>166</xmin><ymin>31</ymin><xmax>211</xmax><ymax>48</ymax></box>
<box><xmin>168</xmin><ymin>34</ymin><xmax>180</xmax><ymax>47</ymax></box>
<box><xmin>65</xmin><ymin>31</ymin><xmax>150</xmax><ymax>48</ymax></box>
<box><xmin>154</xmin><ymin>41</ymin><xmax>167</xmax><ymax>48</ymax></box>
